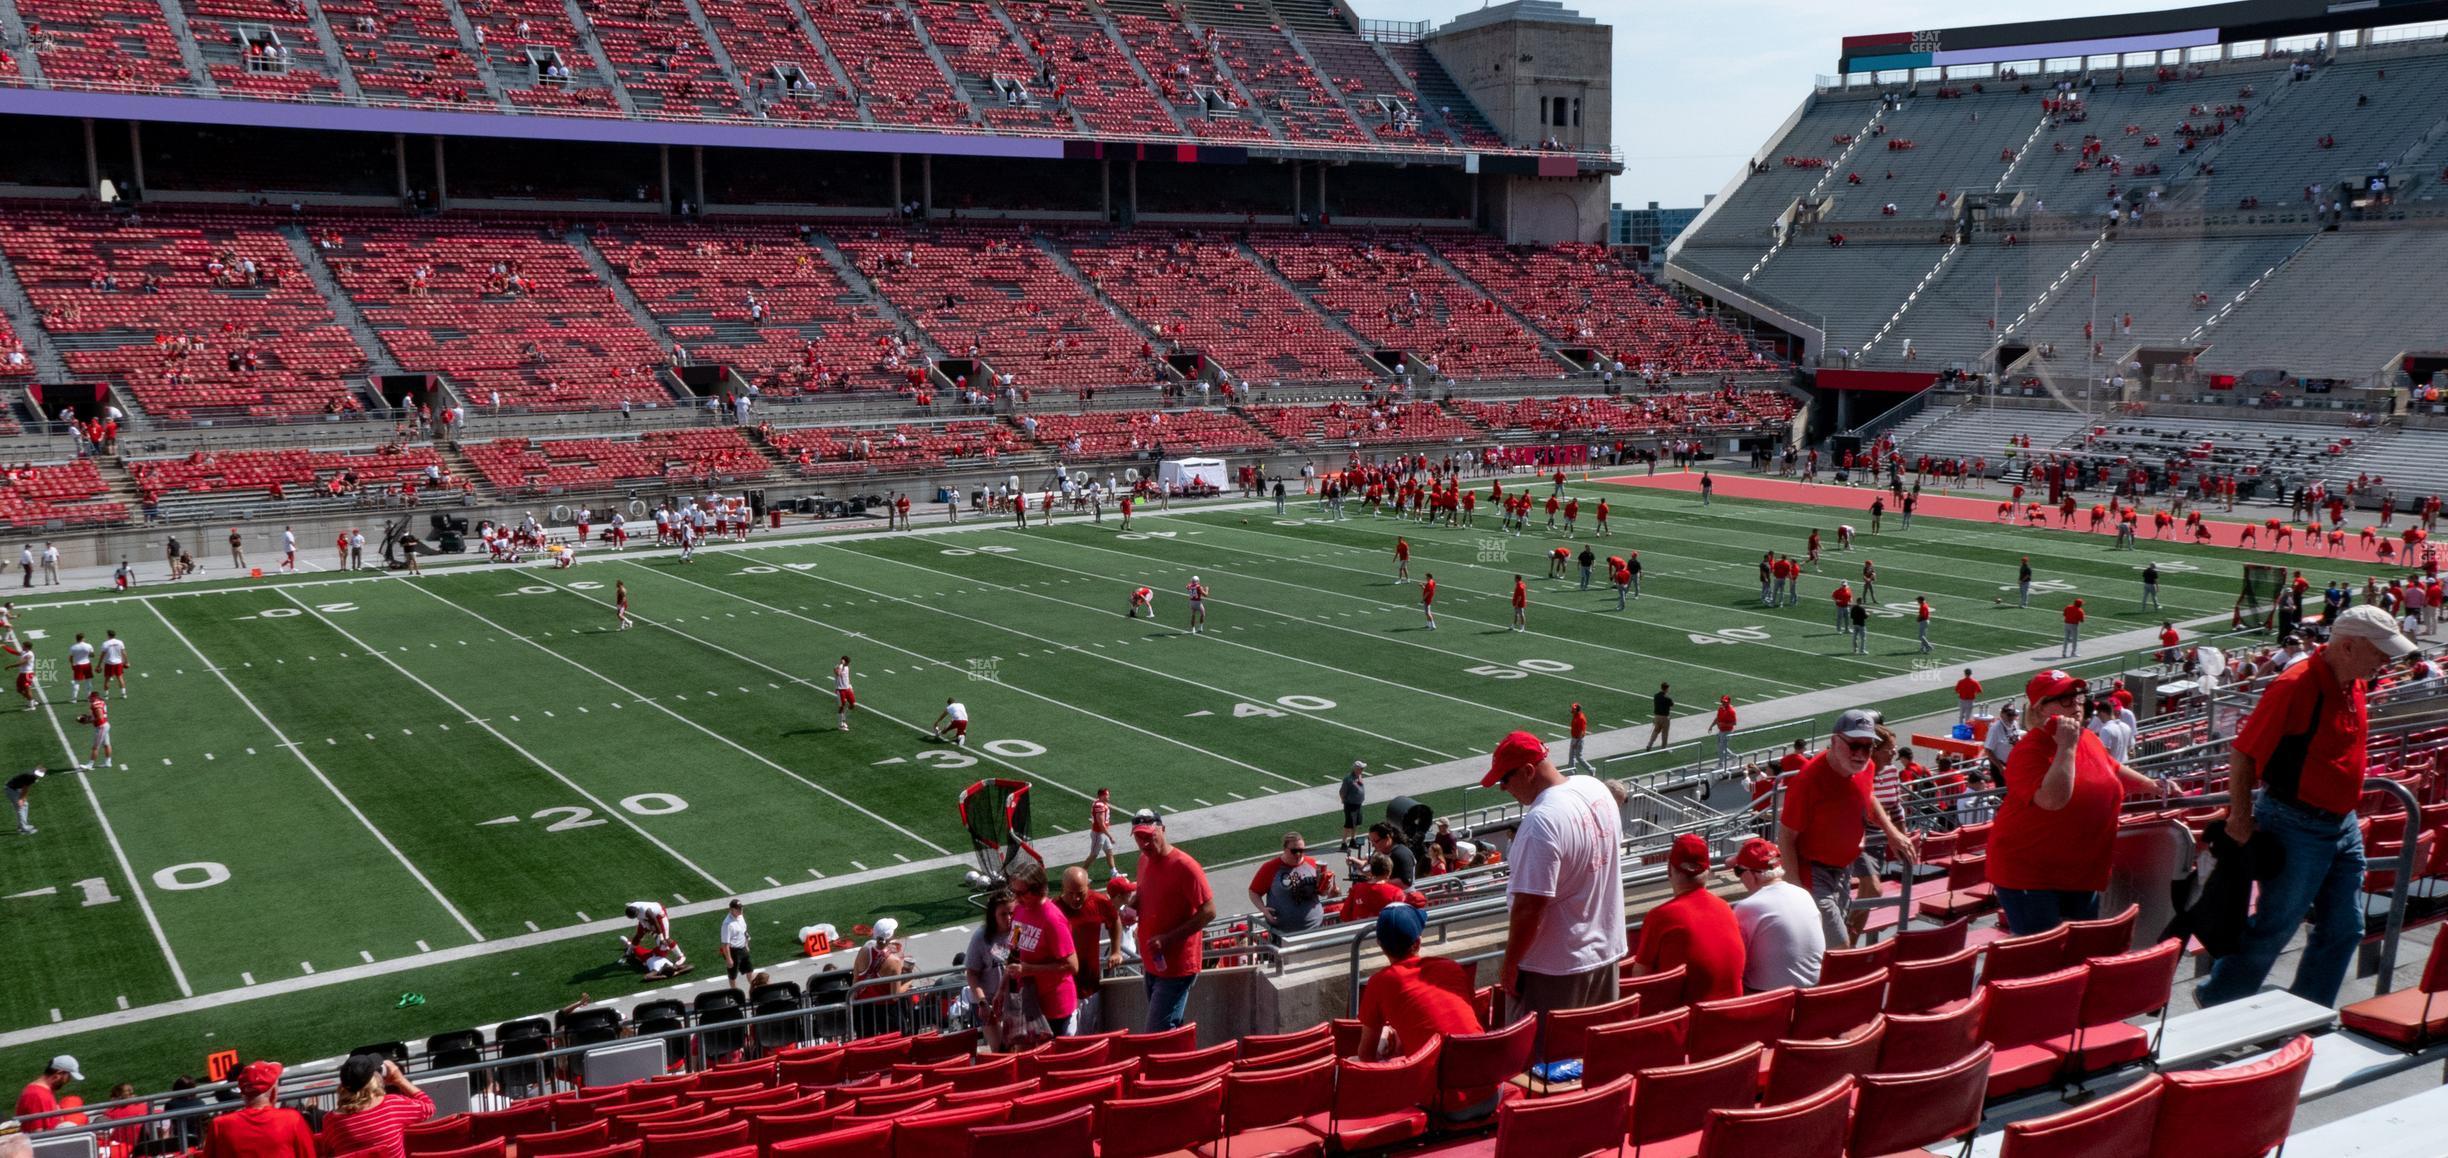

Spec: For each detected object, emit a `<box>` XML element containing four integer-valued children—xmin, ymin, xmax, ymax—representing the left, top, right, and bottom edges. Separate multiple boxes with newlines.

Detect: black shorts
<box><xmin>1342</xmin><ymin>806</ymin><xmax>1363</xmax><ymax>829</ymax></box>
<box><xmin>725</xmin><ymin>945</ymin><xmax>753</xmax><ymax>974</ymax></box>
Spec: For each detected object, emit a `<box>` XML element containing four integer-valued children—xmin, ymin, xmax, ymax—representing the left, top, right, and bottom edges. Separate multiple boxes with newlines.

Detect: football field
<box><xmin>0</xmin><ymin>475</ymin><xmax>2271</xmax><ymax>1084</ymax></box>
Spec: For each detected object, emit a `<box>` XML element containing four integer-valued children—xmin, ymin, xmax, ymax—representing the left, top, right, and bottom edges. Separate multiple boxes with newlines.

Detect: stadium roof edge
<box><xmin>1837</xmin><ymin>0</ymin><xmax>2448</xmax><ymax>73</ymax></box>
<box><xmin>1435</xmin><ymin>0</ymin><xmax>1599</xmax><ymax>37</ymax></box>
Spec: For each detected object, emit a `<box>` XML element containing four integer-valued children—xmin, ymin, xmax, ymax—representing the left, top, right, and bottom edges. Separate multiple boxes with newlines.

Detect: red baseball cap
<box><xmin>1481</xmin><ymin>730</ymin><xmax>1549</xmax><ymax>787</ymax></box>
<box><xmin>2025</xmin><ymin>669</ymin><xmax>2085</xmax><ymax>703</ymax></box>
<box><xmin>1730</xmin><ymin>838</ymin><xmax>1780</xmax><ymax>873</ymax></box>
<box><xmin>1670</xmin><ymin>832</ymin><xmax>1712</xmax><ymax>875</ymax></box>
<box><xmin>237</xmin><ymin>1060</ymin><xmax>284</xmax><ymax>1097</ymax></box>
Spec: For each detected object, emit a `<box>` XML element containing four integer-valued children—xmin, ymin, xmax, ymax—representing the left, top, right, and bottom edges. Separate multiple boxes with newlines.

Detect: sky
<box><xmin>1364</xmin><ymin>0</ymin><xmax>2207</xmax><ymax>207</ymax></box>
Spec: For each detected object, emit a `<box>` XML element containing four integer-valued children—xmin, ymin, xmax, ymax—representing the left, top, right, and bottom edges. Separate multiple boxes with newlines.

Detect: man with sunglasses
<box><xmin>2200</xmin><ymin>605</ymin><xmax>2416</xmax><ymax>1008</ymax></box>
<box><xmin>1485</xmin><ymin>730</ymin><xmax>1624</xmax><ymax>1036</ymax></box>
<box><xmin>1778</xmin><ymin>709</ymin><xmax>1918</xmax><ymax>948</ymax></box>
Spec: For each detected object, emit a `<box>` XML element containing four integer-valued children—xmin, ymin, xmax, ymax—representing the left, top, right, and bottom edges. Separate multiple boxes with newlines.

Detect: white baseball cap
<box><xmin>870</xmin><ymin>917</ymin><xmax>899</xmax><ymax>943</ymax></box>
<box><xmin>50</xmin><ymin>1055</ymin><xmax>81</xmax><ymax>1080</ymax></box>
<box><xmin>2332</xmin><ymin>605</ymin><xmax>2417</xmax><ymax>659</ymax></box>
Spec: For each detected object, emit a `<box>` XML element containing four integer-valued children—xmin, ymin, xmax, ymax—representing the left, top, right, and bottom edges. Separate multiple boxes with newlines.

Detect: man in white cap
<box><xmin>2200</xmin><ymin>604</ymin><xmax>2417</xmax><ymax>1008</ymax></box>
<box><xmin>14</xmin><ymin>1055</ymin><xmax>80</xmax><ymax>1130</ymax></box>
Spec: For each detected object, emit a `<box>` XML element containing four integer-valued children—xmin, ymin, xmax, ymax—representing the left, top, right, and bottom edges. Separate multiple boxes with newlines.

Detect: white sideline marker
<box><xmin>240</xmin><ymin>974</ymin><xmax>254</xmax><ymax>987</ymax></box>
<box><xmin>415</xmin><ymin>940</ymin><xmax>431</xmax><ymax>953</ymax></box>
<box><xmin>116</xmin><ymin>996</ymin><xmax>129</xmax><ymax>1011</ymax></box>
<box><xmin>49</xmin><ymin>1010</ymin><xmax>60</xmax><ymax>1023</ymax></box>
<box><xmin>300</xmin><ymin>962</ymin><xmax>314</xmax><ymax>975</ymax></box>
<box><xmin>524</xmin><ymin>921</ymin><xmax>540</xmax><ymax>933</ymax></box>
<box><xmin>360</xmin><ymin>951</ymin><xmax>375</xmax><ymax>963</ymax></box>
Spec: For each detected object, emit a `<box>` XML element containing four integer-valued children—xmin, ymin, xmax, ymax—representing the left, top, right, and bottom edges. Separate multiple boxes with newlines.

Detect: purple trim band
<box><xmin>0</xmin><ymin>87</ymin><xmax>1068</xmax><ymax>158</ymax></box>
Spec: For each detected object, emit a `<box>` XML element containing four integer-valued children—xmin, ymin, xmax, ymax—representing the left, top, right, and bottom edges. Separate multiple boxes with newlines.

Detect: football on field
<box><xmin>75</xmin><ymin>714</ymin><xmax>90</xmax><ymax>725</ymax></box>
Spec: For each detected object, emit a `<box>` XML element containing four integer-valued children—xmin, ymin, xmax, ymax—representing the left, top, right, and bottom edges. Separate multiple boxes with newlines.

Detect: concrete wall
<box><xmin>1424</xmin><ymin>16</ymin><xmax>1611</xmax><ymax>153</ymax></box>
<box><xmin>1486</xmin><ymin>175</ymin><xmax>1610</xmax><ymax>244</ymax></box>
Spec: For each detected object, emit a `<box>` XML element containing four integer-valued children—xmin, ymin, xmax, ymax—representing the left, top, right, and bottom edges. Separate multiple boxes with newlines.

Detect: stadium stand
<box><xmin>577</xmin><ymin>0</ymin><xmax>742</xmax><ymax>120</ymax></box>
<box><xmin>1241</xmin><ymin>399</ymin><xmax>1486</xmax><ymax>446</ymax></box>
<box><xmin>178</xmin><ymin>0</ymin><xmax>346</xmax><ymax>98</ymax></box>
<box><xmin>695</xmin><ymin>0</ymin><xmax>853</xmax><ymax>120</ymax></box>
<box><xmin>0</xmin><ymin>459</ymin><xmax>128</xmax><ymax>528</ymax></box>
<box><xmin>2192</xmin><ymin>229</ymin><xmax>2448</xmax><ymax>377</ymax></box>
<box><xmin>1199</xmin><ymin>18</ymin><xmax>1368</xmax><ymax>147</ymax></box>
<box><xmin>1251</xmin><ymin>233</ymin><xmax>1561</xmax><ymax>379</ymax></box>
<box><xmin>909</xmin><ymin>0</ymin><xmax>1068</xmax><ymax>132</ymax></box>
<box><xmin>588</xmin><ymin>223</ymin><xmax>915</xmax><ymax>394</ymax></box>
<box><xmin>462</xmin><ymin>428</ymin><xmax>772</xmax><ymax>494</ymax></box>
<box><xmin>1430</xmin><ymin>237</ymin><xmax>1765</xmax><ymax>377</ymax></box>
<box><xmin>319</xmin><ymin>0</ymin><xmax>492</xmax><ymax>106</ymax></box>
<box><xmin>472</xmin><ymin>0</ymin><xmax>628</xmax><ymax>111</ymax></box>
<box><xmin>14</xmin><ymin>0</ymin><xmax>201</xmax><ymax>89</ymax></box>
<box><xmin>2187</xmin><ymin>51</ymin><xmax>2448</xmax><ymax>209</ymax></box>
<box><xmin>834</xmin><ymin>226</ymin><xmax>1158</xmax><ymax>389</ymax></box>
<box><xmin>127</xmin><ymin>445</ymin><xmax>451</xmax><ymax>515</ymax></box>
<box><xmin>1059</xmin><ymin>231</ymin><xmax>1377</xmax><ymax>384</ymax></box>
<box><xmin>320</xmin><ymin>219</ymin><xmax>677</xmax><ymax>411</ymax></box>
<box><xmin>0</xmin><ymin>209</ymin><xmax>372</xmax><ymax>420</ymax></box>
<box><xmin>1455</xmin><ymin>389</ymin><xmax>1798</xmax><ymax>437</ymax></box>
<box><xmin>1104</xmin><ymin>7</ymin><xmax>1274</xmax><ymax>142</ymax></box>
<box><xmin>799</xmin><ymin>0</ymin><xmax>972</xmax><ymax>127</ymax></box>
<box><xmin>760</xmin><ymin>419</ymin><xmax>1030</xmax><ymax>474</ymax></box>
<box><xmin>1024</xmin><ymin>408</ymin><xmax>1272</xmax><ymax>455</ymax></box>
<box><xmin>1003</xmin><ymin>0</ymin><xmax>1178</xmax><ymax>137</ymax></box>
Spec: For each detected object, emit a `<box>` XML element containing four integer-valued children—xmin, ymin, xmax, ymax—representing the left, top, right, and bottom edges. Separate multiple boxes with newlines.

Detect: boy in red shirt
<box><xmin>1713</xmin><ymin>695</ymin><xmax>1738</xmax><ymax>767</ymax></box>
<box><xmin>1955</xmin><ymin>669</ymin><xmax>1982</xmax><ymax>723</ymax></box>
<box><xmin>1630</xmin><ymin>834</ymin><xmax>1746</xmax><ymax>1001</ymax></box>
<box><xmin>1356</xmin><ymin>904</ymin><xmax>1481</xmax><ymax>1061</ymax></box>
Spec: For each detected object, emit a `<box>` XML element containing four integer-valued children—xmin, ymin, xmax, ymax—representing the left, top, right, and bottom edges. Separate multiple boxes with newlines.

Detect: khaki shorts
<box><xmin>1509</xmin><ymin>963</ymin><xmax>1622</xmax><ymax>1061</ymax></box>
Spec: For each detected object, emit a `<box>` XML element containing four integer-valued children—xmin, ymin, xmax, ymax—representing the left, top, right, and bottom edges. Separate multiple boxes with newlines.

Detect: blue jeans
<box><xmin>1996</xmin><ymin>887</ymin><xmax>2099</xmax><ymax>936</ymax></box>
<box><xmin>1143</xmin><ymin>974</ymin><xmax>1196</xmax><ymax>1031</ymax></box>
<box><xmin>2198</xmin><ymin>795</ymin><xmax>2367</xmax><ymax>1008</ymax></box>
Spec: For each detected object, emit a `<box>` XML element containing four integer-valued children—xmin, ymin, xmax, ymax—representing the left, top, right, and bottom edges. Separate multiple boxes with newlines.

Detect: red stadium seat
<box><xmin>1581</xmin><ymin>1008</ymin><xmax>1689</xmax><ymax>1088</ymax></box>
<box><xmin>966</xmin><ymin>1103</ymin><xmax>1094</xmax><ymax>1158</ymax></box>
<box><xmin>1626</xmin><ymin>1044</ymin><xmax>1763</xmax><ymax>1154</ymax></box>
<box><xmin>1997</xmin><ymin>1075</ymin><xmax>2162</xmax><ymax>1158</ymax></box>
<box><xmin>1847</xmin><ymin>1043</ymin><xmax>1993</xmax><ymax>1158</ymax></box>
<box><xmin>1788</xmin><ymin>970</ymin><xmax>1887</xmax><ymax>1040</ymax></box>
<box><xmin>2143</xmin><ymin>1035</ymin><xmax>2312</xmax><ymax>1158</ymax></box>
<box><xmin>1695</xmin><ymin>1077</ymin><xmax>1852</xmax><ymax>1158</ymax></box>
<box><xmin>1761</xmin><ymin>1017</ymin><xmax>1884</xmax><ymax>1106</ymax></box>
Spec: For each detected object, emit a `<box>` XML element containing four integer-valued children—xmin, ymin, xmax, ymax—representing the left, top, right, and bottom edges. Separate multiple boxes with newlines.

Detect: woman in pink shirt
<box><xmin>318</xmin><ymin>1055</ymin><xmax>432</xmax><ymax>1158</ymax></box>
<box><xmin>1003</xmin><ymin>859</ymin><xmax>1080</xmax><ymax>1041</ymax></box>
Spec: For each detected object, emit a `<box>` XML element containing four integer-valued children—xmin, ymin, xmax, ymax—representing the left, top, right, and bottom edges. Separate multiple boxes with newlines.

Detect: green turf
<box><xmin>0</xmin><ymin>479</ymin><xmax>2299</xmax><ymax>1085</ymax></box>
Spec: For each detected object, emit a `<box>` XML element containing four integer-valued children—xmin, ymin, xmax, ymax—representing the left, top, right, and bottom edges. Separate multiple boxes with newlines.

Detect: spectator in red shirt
<box><xmin>1130</xmin><ymin>809</ymin><xmax>1215</xmax><ymax>1031</ymax></box>
<box><xmin>1713</xmin><ymin>695</ymin><xmax>1738</xmax><ymax>767</ymax></box>
<box><xmin>1056</xmin><ymin>866</ymin><xmax>1122</xmax><ymax>1027</ymax></box>
<box><xmin>2060</xmin><ymin>598</ymin><xmax>2087</xmax><ymax>658</ymax></box>
<box><xmin>1778</xmin><ymin>709</ymin><xmax>1917</xmax><ymax>948</ymax></box>
<box><xmin>319</xmin><ymin>1054</ymin><xmax>432</xmax><ymax>1158</ymax></box>
<box><xmin>2201</xmin><ymin>606</ymin><xmax>2416</xmax><ymax>1008</ymax></box>
<box><xmin>1344</xmin><ymin>855</ymin><xmax>1424</xmax><ymax>923</ymax></box>
<box><xmin>202</xmin><ymin>1061</ymin><xmax>314</xmax><ymax>1158</ymax></box>
<box><xmin>1630</xmin><ymin>833</ymin><xmax>1747</xmax><ymax>1002</ymax></box>
<box><xmin>1989</xmin><ymin>670</ymin><xmax>2167</xmax><ymax>935</ymax></box>
<box><xmin>14</xmin><ymin>1056</ymin><xmax>77</xmax><ymax>1131</ymax></box>
<box><xmin>1356</xmin><ymin>905</ymin><xmax>1482</xmax><ymax>1061</ymax></box>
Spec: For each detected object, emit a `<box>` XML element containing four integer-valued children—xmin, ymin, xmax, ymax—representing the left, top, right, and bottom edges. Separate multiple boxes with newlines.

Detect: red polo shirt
<box><xmin>1779</xmin><ymin>752</ymin><xmax>1874</xmax><ymax>868</ymax></box>
<box><xmin>1633</xmin><ymin>888</ymin><xmax>1746</xmax><ymax>1002</ymax></box>
<box><xmin>1989</xmin><ymin>724</ymin><xmax>2130</xmax><ymax>892</ymax></box>
<box><xmin>2233</xmin><ymin>652</ymin><xmax>2368</xmax><ymax>815</ymax></box>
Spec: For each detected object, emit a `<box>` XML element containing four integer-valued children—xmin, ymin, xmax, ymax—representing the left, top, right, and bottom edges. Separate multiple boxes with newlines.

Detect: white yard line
<box><xmin>144</xmin><ymin>600</ymin><xmax>487</xmax><ymax>943</ymax></box>
<box><xmin>30</xmin><ymin>686</ymin><xmax>193</xmax><ymax>998</ymax></box>
<box><xmin>1150</xmin><ymin>516</ymin><xmax>1930</xmax><ymax>682</ymax></box>
<box><xmin>268</xmin><ymin>589</ymin><xmax>738</xmax><ymax>893</ymax></box>
<box><xmin>600</xmin><ymin>560</ymin><xmax>1317</xmax><ymax>792</ymax></box>
<box><xmin>395</xmin><ymin>576</ymin><xmax>950</xmax><ymax>857</ymax></box>
<box><xmin>759</xmin><ymin>551</ymin><xmax>1466</xmax><ymax>763</ymax></box>
<box><xmin>781</xmin><ymin>541</ymin><xmax>1560</xmax><ymax>728</ymax></box>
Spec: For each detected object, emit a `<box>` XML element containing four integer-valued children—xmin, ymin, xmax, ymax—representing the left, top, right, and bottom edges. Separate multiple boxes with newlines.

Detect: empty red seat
<box><xmin>2339</xmin><ymin>930</ymin><xmax>2448</xmax><ymax>1048</ymax></box>
<box><xmin>1695</xmin><ymin>1076</ymin><xmax>1852</xmax><ymax>1158</ymax></box>
<box><xmin>1847</xmin><ymin>1042</ymin><xmax>1992</xmax><ymax>1158</ymax></box>
<box><xmin>1996</xmin><ymin>1073</ymin><xmax>2162</xmax><ymax>1157</ymax></box>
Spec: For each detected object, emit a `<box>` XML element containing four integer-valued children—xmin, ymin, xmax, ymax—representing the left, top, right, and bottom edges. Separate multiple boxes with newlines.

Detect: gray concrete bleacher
<box><xmin>1745</xmin><ymin>241</ymin><xmax>1938</xmax><ymax>355</ymax></box>
<box><xmin>1888</xmin><ymin>401</ymin><xmax>2094</xmax><ymax>473</ymax></box>
<box><xmin>2014</xmin><ymin>232</ymin><xmax>2309</xmax><ymax>354</ymax></box>
<box><xmin>2198</xmin><ymin>227</ymin><xmax>2448</xmax><ymax>375</ymax></box>
<box><xmin>2187</xmin><ymin>53</ymin><xmax>2448</xmax><ymax>209</ymax></box>
<box><xmin>2001</xmin><ymin>68</ymin><xmax>2285</xmax><ymax>216</ymax></box>
<box><xmin>1677</xmin><ymin>95</ymin><xmax>1884</xmax><ymax>253</ymax></box>
<box><xmin>2065</xmin><ymin>415</ymin><xmax>2372</xmax><ymax>489</ymax></box>
<box><xmin>1822</xmin><ymin>94</ymin><xmax>2029</xmax><ymax>220</ymax></box>
<box><xmin>2338</xmin><ymin>425</ymin><xmax>2448</xmax><ymax>502</ymax></box>
<box><xmin>1873</xmin><ymin>239</ymin><xmax>2089</xmax><ymax>368</ymax></box>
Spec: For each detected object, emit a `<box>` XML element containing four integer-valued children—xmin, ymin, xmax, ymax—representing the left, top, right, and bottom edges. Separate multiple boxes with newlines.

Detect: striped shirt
<box><xmin>320</xmin><ymin>1091</ymin><xmax>434</xmax><ymax>1158</ymax></box>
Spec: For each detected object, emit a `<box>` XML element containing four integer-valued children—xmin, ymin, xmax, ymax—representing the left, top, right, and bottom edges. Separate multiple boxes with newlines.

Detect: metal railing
<box><xmin>7</xmin><ymin>940</ymin><xmax>1285</xmax><ymax>1141</ymax></box>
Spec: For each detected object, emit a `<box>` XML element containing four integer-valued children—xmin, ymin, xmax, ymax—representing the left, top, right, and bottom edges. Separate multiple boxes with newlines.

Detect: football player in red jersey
<box><xmin>78</xmin><ymin>692</ymin><xmax>113</xmax><ymax>770</ymax></box>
